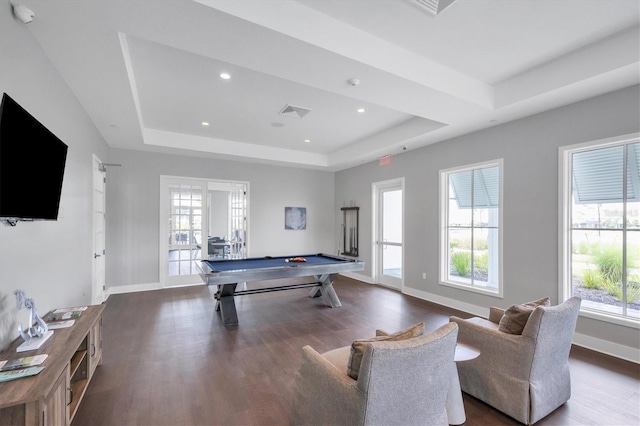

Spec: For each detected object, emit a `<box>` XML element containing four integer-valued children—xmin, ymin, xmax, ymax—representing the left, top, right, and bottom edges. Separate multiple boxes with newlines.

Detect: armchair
<box><xmin>290</xmin><ymin>322</ymin><xmax>458</xmax><ymax>426</ymax></box>
<box><xmin>449</xmin><ymin>297</ymin><xmax>581</xmax><ymax>425</ymax></box>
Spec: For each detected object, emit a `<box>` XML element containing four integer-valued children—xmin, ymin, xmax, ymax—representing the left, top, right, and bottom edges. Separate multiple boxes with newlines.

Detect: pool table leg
<box><xmin>308</xmin><ymin>274</ymin><xmax>341</xmax><ymax>308</ymax></box>
<box><xmin>215</xmin><ymin>283</ymin><xmax>239</xmax><ymax>326</ymax></box>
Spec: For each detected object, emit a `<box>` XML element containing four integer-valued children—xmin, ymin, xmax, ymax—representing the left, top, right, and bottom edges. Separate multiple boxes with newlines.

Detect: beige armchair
<box><xmin>290</xmin><ymin>322</ymin><xmax>458</xmax><ymax>426</ymax></box>
<box><xmin>449</xmin><ymin>297</ymin><xmax>581</xmax><ymax>425</ymax></box>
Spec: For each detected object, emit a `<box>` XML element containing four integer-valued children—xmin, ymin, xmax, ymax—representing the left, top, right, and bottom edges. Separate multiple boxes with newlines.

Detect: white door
<box><xmin>92</xmin><ymin>155</ymin><xmax>107</xmax><ymax>303</ymax></box>
<box><xmin>161</xmin><ymin>178</ymin><xmax>206</xmax><ymax>287</ymax></box>
<box><xmin>160</xmin><ymin>177</ymin><xmax>249</xmax><ymax>287</ymax></box>
<box><xmin>228</xmin><ymin>185</ymin><xmax>247</xmax><ymax>258</ymax></box>
<box><xmin>373</xmin><ymin>179</ymin><xmax>404</xmax><ymax>290</ymax></box>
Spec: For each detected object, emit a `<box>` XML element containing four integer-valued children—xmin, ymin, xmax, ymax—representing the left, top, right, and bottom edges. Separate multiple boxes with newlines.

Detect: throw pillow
<box><xmin>498</xmin><ymin>297</ymin><xmax>550</xmax><ymax>335</ymax></box>
<box><xmin>347</xmin><ymin>322</ymin><xmax>425</xmax><ymax>380</ymax></box>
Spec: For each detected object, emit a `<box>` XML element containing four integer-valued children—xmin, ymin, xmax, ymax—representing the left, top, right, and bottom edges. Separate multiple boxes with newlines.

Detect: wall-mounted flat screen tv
<box><xmin>0</xmin><ymin>93</ymin><xmax>68</xmax><ymax>223</ymax></box>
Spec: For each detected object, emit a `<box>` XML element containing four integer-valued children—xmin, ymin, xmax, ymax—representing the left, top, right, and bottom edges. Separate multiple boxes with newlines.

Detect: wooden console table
<box><xmin>0</xmin><ymin>304</ymin><xmax>104</xmax><ymax>425</ymax></box>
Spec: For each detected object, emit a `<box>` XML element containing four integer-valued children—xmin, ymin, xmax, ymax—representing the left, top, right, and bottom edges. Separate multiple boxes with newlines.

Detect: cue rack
<box><xmin>341</xmin><ymin>206</ymin><xmax>359</xmax><ymax>257</ymax></box>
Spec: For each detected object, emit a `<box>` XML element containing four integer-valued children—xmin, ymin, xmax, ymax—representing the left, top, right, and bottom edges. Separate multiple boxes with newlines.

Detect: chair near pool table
<box><xmin>290</xmin><ymin>322</ymin><xmax>458</xmax><ymax>426</ymax></box>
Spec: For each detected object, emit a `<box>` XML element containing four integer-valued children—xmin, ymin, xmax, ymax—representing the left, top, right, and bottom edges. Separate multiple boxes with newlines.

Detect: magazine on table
<box><xmin>0</xmin><ymin>366</ymin><xmax>45</xmax><ymax>383</ymax></box>
<box><xmin>0</xmin><ymin>354</ymin><xmax>48</xmax><ymax>371</ymax></box>
<box><xmin>46</xmin><ymin>319</ymin><xmax>75</xmax><ymax>329</ymax></box>
<box><xmin>43</xmin><ymin>306</ymin><xmax>87</xmax><ymax>322</ymax></box>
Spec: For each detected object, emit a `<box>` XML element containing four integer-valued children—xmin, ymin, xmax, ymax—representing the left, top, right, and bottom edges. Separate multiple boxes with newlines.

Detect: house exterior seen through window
<box><xmin>440</xmin><ymin>160</ymin><xmax>502</xmax><ymax>296</ymax></box>
<box><xmin>561</xmin><ymin>135</ymin><xmax>640</xmax><ymax>325</ymax></box>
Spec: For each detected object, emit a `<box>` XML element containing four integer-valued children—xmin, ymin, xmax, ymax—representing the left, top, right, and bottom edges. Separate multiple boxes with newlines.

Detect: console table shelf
<box><xmin>0</xmin><ymin>304</ymin><xmax>104</xmax><ymax>425</ymax></box>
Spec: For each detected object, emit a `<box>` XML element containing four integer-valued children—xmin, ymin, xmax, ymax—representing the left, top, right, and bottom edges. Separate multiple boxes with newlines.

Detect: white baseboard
<box><xmin>572</xmin><ymin>333</ymin><xmax>640</xmax><ymax>364</ymax></box>
<box><xmin>106</xmin><ymin>282</ymin><xmax>162</xmax><ymax>297</ymax></box>
<box><xmin>340</xmin><ymin>271</ymin><xmax>375</xmax><ymax>284</ymax></box>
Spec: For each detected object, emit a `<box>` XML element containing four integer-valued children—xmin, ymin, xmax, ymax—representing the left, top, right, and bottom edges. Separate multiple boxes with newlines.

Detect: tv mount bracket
<box><xmin>98</xmin><ymin>162</ymin><xmax>122</xmax><ymax>172</ymax></box>
<box><xmin>2</xmin><ymin>218</ymin><xmax>32</xmax><ymax>227</ymax></box>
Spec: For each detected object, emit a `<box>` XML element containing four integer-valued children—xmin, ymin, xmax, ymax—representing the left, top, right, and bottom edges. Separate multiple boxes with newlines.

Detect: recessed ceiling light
<box><xmin>357</xmin><ymin>108</ymin><xmax>366</xmax><ymax>113</ymax></box>
<box><xmin>304</xmin><ymin>139</ymin><xmax>311</xmax><ymax>143</ymax></box>
<box><xmin>219</xmin><ymin>72</ymin><xmax>231</xmax><ymax>80</ymax></box>
<box><xmin>201</xmin><ymin>122</ymin><xmax>210</xmax><ymax>126</ymax></box>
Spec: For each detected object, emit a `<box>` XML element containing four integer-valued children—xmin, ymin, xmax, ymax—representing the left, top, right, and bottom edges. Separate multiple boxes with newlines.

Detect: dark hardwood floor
<box><xmin>73</xmin><ymin>277</ymin><xmax>640</xmax><ymax>426</ymax></box>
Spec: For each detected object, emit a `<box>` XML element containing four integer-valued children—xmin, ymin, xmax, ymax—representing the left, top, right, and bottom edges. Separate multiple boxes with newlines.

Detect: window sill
<box><xmin>440</xmin><ymin>279</ymin><xmax>502</xmax><ymax>298</ymax></box>
<box><xmin>579</xmin><ymin>302</ymin><xmax>640</xmax><ymax>329</ymax></box>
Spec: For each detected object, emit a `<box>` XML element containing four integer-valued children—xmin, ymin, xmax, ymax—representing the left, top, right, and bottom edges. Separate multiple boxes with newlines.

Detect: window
<box><xmin>440</xmin><ymin>160</ymin><xmax>502</xmax><ymax>295</ymax></box>
<box><xmin>560</xmin><ymin>134</ymin><xmax>640</xmax><ymax>325</ymax></box>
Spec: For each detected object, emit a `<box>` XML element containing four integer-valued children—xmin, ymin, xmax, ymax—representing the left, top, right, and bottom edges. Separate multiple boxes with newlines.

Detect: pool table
<box><xmin>196</xmin><ymin>253</ymin><xmax>364</xmax><ymax>325</ymax></box>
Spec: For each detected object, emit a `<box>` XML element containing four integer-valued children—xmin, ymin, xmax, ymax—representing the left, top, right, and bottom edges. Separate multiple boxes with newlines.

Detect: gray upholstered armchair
<box><xmin>290</xmin><ymin>322</ymin><xmax>458</xmax><ymax>426</ymax></box>
<box><xmin>449</xmin><ymin>297</ymin><xmax>581</xmax><ymax>425</ymax></box>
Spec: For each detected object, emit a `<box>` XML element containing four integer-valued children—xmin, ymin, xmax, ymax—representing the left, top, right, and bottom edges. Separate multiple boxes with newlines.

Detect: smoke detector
<box><xmin>347</xmin><ymin>78</ymin><xmax>360</xmax><ymax>87</ymax></box>
<box><xmin>279</xmin><ymin>104</ymin><xmax>311</xmax><ymax>119</ymax></box>
<box><xmin>11</xmin><ymin>3</ymin><xmax>35</xmax><ymax>23</ymax></box>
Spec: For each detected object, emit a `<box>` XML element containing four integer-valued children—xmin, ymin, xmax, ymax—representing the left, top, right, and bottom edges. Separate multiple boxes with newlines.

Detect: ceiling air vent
<box><xmin>279</xmin><ymin>104</ymin><xmax>311</xmax><ymax>119</ymax></box>
<box><xmin>411</xmin><ymin>0</ymin><xmax>457</xmax><ymax>15</ymax></box>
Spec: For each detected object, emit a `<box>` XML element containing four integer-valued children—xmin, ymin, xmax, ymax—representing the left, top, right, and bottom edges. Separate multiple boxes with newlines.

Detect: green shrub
<box><xmin>625</xmin><ymin>274</ymin><xmax>640</xmax><ymax>303</ymax></box>
<box><xmin>628</xmin><ymin>246</ymin><xmax>640</xmax><ymax>268</ymax></box>
<box><xmin>601</xmin><ymin>279</ymin><xmax>640</xmax><ymax>303</ymax></box>
<box><xmin>629</xmin><ymin>283</ymin><xmax>640</xmax><ymax>304</ymax></box>
<box><xmin>594</xmin><ymin>245</ymin><xmax>640</xmax><ymax>281</ymax></box>
<box><xmin>582</xmin><ymin>268</ymin><xmax>602</xmax><ymax>289</ymax></box>
<box><xmin>474</xmin><ymin>252</ymin><xmax>488</xmax><ymax>273</ymax></box>
<box><xmin>595</xmin><ymin>247</ymin><xmax>623</xmax><ymax>284</ymax></box>
<box><xmin>475</xmin><ymin>239</ymin><xmax>488</xmax><ymax>250</ymax></box>
<box><xmin>451</xmin><ymin>251</ymin><xmax>471</xmax><ymax>276</ymax></box>
<box><xmin>577</xmin><ymin>241</ymin><xmax>590</xmax><ymax>255</ymax></box>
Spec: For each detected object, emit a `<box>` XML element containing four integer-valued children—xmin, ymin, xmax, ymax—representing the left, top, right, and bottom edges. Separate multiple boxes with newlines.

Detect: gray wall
<box><xmin>0</xmin><ymin>4</ymin><xmax>109</xmax><ymax>330</ymax></box>
<box><xmin>105</xmin><ymin>149</ymin><xmax>335</xmax><ymax>289</ymax></box>
<box><xmin>336</xmin><ymin>85</ymin><xmax>640</xmax><ymax>357</ymax></box>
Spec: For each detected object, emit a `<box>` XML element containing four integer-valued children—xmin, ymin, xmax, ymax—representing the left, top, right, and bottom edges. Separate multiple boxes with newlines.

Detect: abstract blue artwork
<box><xmin>285</xmin><ymin>207</ymin><xmax>306</xmax><ymax>230</ymax></box>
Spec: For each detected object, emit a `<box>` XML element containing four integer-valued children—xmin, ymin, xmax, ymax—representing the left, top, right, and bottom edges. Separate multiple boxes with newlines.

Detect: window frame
<box><xmin>559</xmin><ymin>132</ymin><xmax>640</xmax><ymax>329</ymax></box>
<box><xmin>439</xmin><ymin>159</ymin><xmax>504</xmax><ymax>297</ymax></box>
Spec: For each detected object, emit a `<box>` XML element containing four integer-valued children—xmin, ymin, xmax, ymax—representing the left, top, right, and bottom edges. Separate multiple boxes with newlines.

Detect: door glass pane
<box><xmin>168</xmin><ymin>184</ymin><xmax>203</xmax><ymax>277</ymax></box>
<box><xmin>383</xmin><ymin>244</ymin><xmax>402</xmax><ymax>278</ymax></box>
<box><xmin>230</xmin><ymin>186</ymin><xmax>247</xmax><ymax>258</ymax></box>
<box><xmin>379</xmin><ymin>186</ymin><xmax>403</xmax><ymax>285</ymax></box>
<box><xmin>382</xmin><ymin>190</ymin><xmax>402</xmax><ymax>243</ymax></box>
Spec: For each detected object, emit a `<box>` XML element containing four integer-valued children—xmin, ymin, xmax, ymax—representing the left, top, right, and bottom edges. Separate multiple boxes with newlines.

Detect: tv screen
<box><xmin>0</xmin><ymin>93</ymin><xmax>68</xmax><ymax>222</ymax></box>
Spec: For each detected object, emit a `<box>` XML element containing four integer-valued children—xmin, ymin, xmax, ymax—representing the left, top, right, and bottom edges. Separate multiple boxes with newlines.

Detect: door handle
<box><xmin>94</xmin><ymin>253</ymin><xmax>101</xmax><ymax>258</ymax></box>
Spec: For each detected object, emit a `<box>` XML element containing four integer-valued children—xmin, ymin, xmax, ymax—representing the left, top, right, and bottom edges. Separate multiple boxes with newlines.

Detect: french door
<box><xmin>160</xmin><ymin>176</ymin><xmax>248</xmax><ymax>287</ymax></box>
<box><xmin>161</xmin><ymin>178</ymin><xmax>206</xmax><ymax>287</ymax></box>
<box><xmin>373</xmin><ymin>178</ymin><xmax>404</xmax><ymax>290</ymax></box>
